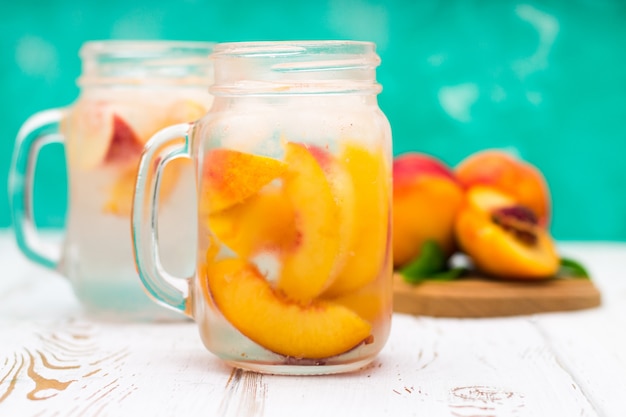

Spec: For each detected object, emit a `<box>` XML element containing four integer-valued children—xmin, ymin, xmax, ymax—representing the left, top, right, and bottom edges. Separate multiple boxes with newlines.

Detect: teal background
<box><xmin>1</xmin><ymin>0</ymin><xmax>625</xmax><ymax>240</ymax></box>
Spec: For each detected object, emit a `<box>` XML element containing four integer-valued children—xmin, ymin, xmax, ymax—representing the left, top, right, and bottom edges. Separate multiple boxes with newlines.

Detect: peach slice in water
<box><xmin>206</xmin><ymin>258</ymin><xmax>372</xmax><ymax>359</ymax></box>
<box><xmin>201</xmin><ymin>149</ymin><xmax>288</xmax><ymax>213</ymax></box>
<box><xmin>323</xmin><ymin>143</ymin><xmax>390</xmax><ymax>298</ymax></box>
<box><xmin>276</xmin><ymin>142</ymin><xmax>342</xmax><ymax>301</ymax></box>
<box><xmin>63</xmin><ymin>100</ymin><xmax>115</xmax><ymax>170</ymax></box>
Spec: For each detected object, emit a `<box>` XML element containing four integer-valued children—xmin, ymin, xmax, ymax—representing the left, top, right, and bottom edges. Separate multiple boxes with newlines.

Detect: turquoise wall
<box><xmin>1</xmin><ymin>0</ymin><xmax>625</xmax><ymax>240</ymax></box>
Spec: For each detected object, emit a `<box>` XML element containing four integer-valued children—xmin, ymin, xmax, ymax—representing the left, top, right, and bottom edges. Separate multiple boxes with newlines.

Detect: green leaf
<box><xmin>399</xmin><ymin>240</ymin><xmax>448</xmax><ymax>284</ymax></box>
<box><xmin>558</xmin><ymin>257</ymin><xmax>590</xmax><ymax>279</ymax></box>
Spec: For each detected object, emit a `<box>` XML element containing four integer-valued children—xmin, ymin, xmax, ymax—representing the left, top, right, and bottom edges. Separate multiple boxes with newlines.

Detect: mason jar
<box><xmin>9</xmin><ymin>40</ymin><xmax>215</xmax><ymax>320</ymax></box>
<box><xmin>132</xmin><ymin>40</ymin><xmax>393</xmax><ymax>374</ymax></box>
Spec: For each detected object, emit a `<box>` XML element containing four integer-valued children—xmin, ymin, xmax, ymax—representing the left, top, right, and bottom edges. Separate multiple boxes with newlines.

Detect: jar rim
<box><xmin>211</xmin><ymin>40</ymin><xmax>378</xmax><ymax>60</ymax></box>
<box><xmin>77</xmin><ymin>40</ymin><xmax>215</xmax><ymax>87</ymax></box>
<box><xmin>80</xmin><ymin>40</ymin><xmax>217</xmax><ymax>59</ymax></box>
<box><xmin>209</xmin><ymin>40</ymin><xmax>381</xmax><ymax>96</ymax></box>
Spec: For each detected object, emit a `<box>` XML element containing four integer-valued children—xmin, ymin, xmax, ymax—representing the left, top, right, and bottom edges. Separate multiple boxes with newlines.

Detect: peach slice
<box><xmin>206</xmin><ymin>258</ymin><xmax>372</xmax><ymax>359</ymax></box>
<box><xmin>207</xmin><ymin>188</ymin><xmax>297</xmax><ymax>257</ymax></box>
<box><xmin>306</xmin><ymin>145</ymin><xmax>356</xmax><ymax>281</ymax></box>
<box><xmin>63</xmin><ymin>100</ymin><xmax>115</xmax><ymax>170</ymax></box>
<box><xmin>109</xmin><ymin>98</ymin><xmax>208</xmax><ymax>145</ymax></box>
<box><xmin>102</xmin><ymin>158</ymin><xmax>187</xmax><ymax>216</ymax></box>
<box><xmin>103</xmin><ymin>115</ymin><xmax>144</xmax><ymax>166</ymax></box>
<box><xmin>165</xmin><ymin>99</ymin><xmax>209</xmax><ymax>126</ymax></box>
<box><xmin>201</xmin><ymin>149</ymin><xmax>288</xmax><ymax>213</ymax></box>
<box><xmin>103</xmin><ymin>100</ymin><xmax>207</xmax><ymax>215</ymax></box>
<box><xmin>276</xmin><ymin>142</ymin><xmax>341</xmax><ymax>301</ymax></box>
<box><xmin>322</xmin><ymin>144</ymin><xmax>390</xmax><ymax>298</ymax></box>
<box><xmin>455</xmin><ymin>186</ymin><xmax>559</xmax><ymax>279</ymax></box>
<box><xmin>328</xmin><ymin>286</ymin><xmax>390</xmax><ymax>325</ymax></box>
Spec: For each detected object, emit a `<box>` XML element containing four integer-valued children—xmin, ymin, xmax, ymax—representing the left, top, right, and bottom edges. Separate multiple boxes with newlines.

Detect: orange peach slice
<box><xmin>103</xmin><ymin>115</ymin><xmax>145</xmax><ymax>166</ymax></box>
<box><xmin>328</xmin><ymin>285</ymin><xmax>390</xmax><ymax>325</ymax></box>
<box><xmin>307</xmin><ymin>145</ymin><xmax>356</xmax><ymax>281</ymax></box>
<box><xmin>455</xmin><ymin>186</ymin><xmax>559</xmax><ymax>279</ymax></box>
<box><xmin>277</xmin><ymin>142</ymin><xmax>341</xmax><ymax>301</ymax></box>
<box><xmin>207</xmin><ymin>188</ymin><xmax>297</xmax><ymax>257</ymax></box>
<box><xmin>102</xmin><ymin>158</ymin><xmax>187</xmax><ymax>216</ymax></box>
<box><xmin>165</xmin><ymin>99</ymin><xmax>209</xmax><ymax>126</ymax></box>
<box><xmin>63</xmin><ymin>100</ymin><xmax>115</xmax><ymax>170</ymax></box>
<box><xmin>206</xmin><ymin>258</ymin><xmax>372</xmax><ymax>359</ymax></box>
<box><xmin>322</xmin><ymin>144</ymin><xmax>390</xmax><ymax>298</ymax></box>
<box><xmin>201</xmin><ymin>149</ymin><xmax>288</xmax><ymax>213</ymax></box>
<box><xmin>112</xmin><ymin>99</ymin><xmax>208</xmax><ymax>145</ymax></box>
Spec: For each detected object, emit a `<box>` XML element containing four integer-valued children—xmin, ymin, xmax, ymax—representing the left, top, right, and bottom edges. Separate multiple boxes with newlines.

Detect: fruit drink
<box><xmin>191</xmin><ymin>112</ymin><xmax>393</xmax><ymax>372</ymax></box>
<box><xmin>61</xmin><ymin>90</ymin><xmax>212</xmax><ymax>319</ymax></box>
<box><xmin>132</xmin><ymin>41</ymin><xmax>393</xmax><ymax>372</ymax></box>
<box><xmin>10</xmin><ymin>41</ymin><xmax>214</xmax><ymax>320</ymax></box>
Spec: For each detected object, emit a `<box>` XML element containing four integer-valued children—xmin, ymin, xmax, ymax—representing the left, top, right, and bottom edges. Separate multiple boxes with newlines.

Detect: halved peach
<box><xmin>206</xmin><ymin>258</ymin><xmax>372</xmax><ymax>359</ymax></box>
<box><xmin>456</xmin><ymin>150</ymin><xmax>551</xmax><ymax>227</ymax></box>
<box><xmin>207</xmin><ymin>188</ymin><xmax>297</xmax><ymax>257</ymax></box>
<box><xmin>322</xmin><ymin>143</ymin><xmax>390</xmax><ymax>298</ymax></box>
<box><xmin>455</xmin><ymin>186</ymin><xmax>559</xmax><ymax>279</ymax></box>
<box><xmin>276</xmin><ymin>142</ymin><xmax>341</xmax><ymax>301</ymax></box>
<box><xmin>201</xmin><ymin>149</ymin><xmax>288</xmax><ymax>213</ymax></box>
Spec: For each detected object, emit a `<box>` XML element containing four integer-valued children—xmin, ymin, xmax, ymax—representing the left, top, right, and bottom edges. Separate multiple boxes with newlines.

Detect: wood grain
<box><xmin>2</xmin><ymin>237</ymin><xmax>626</xmax><ymax>416</ymax></box>
<box><xmin>393</xmin><ymin>274</ymin><xmax>602</xmax><ymax>317</ymax></box>
<box><xmin>0</xmin><ymin>320</ymin><xmax>136</xmax><ymax>416</ymax></box>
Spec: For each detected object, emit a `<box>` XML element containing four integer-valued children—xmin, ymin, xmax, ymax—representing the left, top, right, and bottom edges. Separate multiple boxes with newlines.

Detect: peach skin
<box><xmin>455</xmin><ymin>186</ymin><xmax>559</xmax><ymax>279</ymax></box>
<box><xmin>392</xmin><ymin>153</ymin><xmax>464</xmax><ymax>268</ymax></box>
<box><xmin>455</xmin><ymin>150</ymin><xmax>551</xmax><ymax>227</ymax></box>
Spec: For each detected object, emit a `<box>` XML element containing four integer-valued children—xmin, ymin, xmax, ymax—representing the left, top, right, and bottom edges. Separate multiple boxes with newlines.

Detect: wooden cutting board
<box><xmin>393</xmin><ymin>273</ymin><xmax>602</xmax><ymax>318</ymax></box>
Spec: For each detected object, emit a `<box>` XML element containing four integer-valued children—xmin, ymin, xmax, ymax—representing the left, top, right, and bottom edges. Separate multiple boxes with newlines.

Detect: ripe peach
<box><xmin>205</xmin><ymin>258</ymin><xmax>372</xmax><ymax>359</ymax></box>
<box><xmin>455</xmin><ymin>186</ymin><xmax>559</xmax><ymax>279</ymax></box>
<box><xmin>392</xmin><ymin>153</ymin><xmax>464</xmax><ymax>268</ymax></box>
<box><xmin>455</xmin><ymin>150</ymin><xmax>551</xmax><ymax>226</ymax></box>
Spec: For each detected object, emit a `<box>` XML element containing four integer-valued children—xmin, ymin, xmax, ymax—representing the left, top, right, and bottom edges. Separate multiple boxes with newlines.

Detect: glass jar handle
<box><xmin>132</xmin><ymin>123</ymin><xmax>194</xmax><ymax>316</ymax></box>
<box><xmin>8</xmin><ymin>108</ymin><xmax>66</xmax><ymax>269</ymax></box>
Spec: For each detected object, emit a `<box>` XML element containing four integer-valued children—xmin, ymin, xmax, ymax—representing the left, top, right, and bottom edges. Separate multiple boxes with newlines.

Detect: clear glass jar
<box><xmin>133</xmin><ymin>40</ymin><xmax>393</xmax><ymax>374</ymax></box>
<box><xmin>9</xmin><ymin>40</ymin><xmax>215</xmax><ymax>321</ymax></box>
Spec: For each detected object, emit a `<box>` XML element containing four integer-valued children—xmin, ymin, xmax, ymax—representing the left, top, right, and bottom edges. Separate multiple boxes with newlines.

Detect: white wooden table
<box><xmin>1</xmin><ymin>233</ymin><xmax>625</xmax><ymax>417</ymax></box>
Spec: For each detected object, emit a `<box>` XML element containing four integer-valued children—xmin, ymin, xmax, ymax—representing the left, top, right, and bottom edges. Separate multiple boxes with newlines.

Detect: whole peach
<box><xmin>392</xmin><ymin>153</ymin><xmax>464</xmax><ymax>268</ymax></box>
<box><xmin>455</xmin><ymin>150</ymin><xmax>551</xmax><ymax>227</ymax></box>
